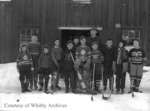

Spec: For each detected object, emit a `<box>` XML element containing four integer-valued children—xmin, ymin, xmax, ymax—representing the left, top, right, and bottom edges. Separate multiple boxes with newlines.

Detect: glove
<box><xmin>31</xmin><ymin>67</ymin><xmax>34</xmax><ymax>71</ymax></box>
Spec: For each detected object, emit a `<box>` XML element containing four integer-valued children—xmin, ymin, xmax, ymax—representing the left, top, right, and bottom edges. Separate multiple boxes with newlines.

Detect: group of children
<box><xmin>17</xmin><ymin>29</ymin><xmax>146</xmax><ymax>95</ymax></box>
<box><xmin>17</xmin><ymin>36</ymin><xmax>63</xmax><ymax>93</ymax></box>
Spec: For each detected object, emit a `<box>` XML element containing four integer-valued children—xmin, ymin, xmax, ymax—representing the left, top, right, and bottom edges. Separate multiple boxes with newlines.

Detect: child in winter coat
<box><xmin>38</xmin><ymin>45</ymin><xmax>54</xmax><ymax>93</ymax></box>
<box><xmin>115</xmin><ymin>41</ymin><xmax>128</xmax><ymax>94</ymax></box>
<box><xmin>101</xmin><ymin>39</ymin><xmax>116</xmax><ymax>91</ymax></box>
<box><xmin>28</xmin><ymin>35</ymin><xmax>41</xmax><ymax>90</ymax></box>
<box><xmin>128</xmin><ymin>39</ymin><xmax>146</xmax><ymax>93</ymax></box>
<box><xmin>51</xmin><ymin>40</ymin><xmax>63</xmax><ymax>90</ymax></box>
<box><xmin>63</xmin><ymin>40</ymin><xmax>76</xmax><ymax>93</ymax></box>
<box><xmin>17</xmin><ymin>44</ymin><xmax>33</xmax><ymax>93</ymax></box>
<box><xmin>91</xmin><ymin>42</ymin><xmax>104</xmax><ymax>92</ymax></box>
<box><xmin>74</xmin><ymin>36</ymin><xmax>91</xmax><ymax>93</ymax></box>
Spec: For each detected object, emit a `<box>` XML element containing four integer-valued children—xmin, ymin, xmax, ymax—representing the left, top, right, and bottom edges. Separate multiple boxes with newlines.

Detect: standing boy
<box><xmin>17</xmin><ymin>44</ymin><xmax>33</xmax><ymax>92</ymax></box>
<box><xmin>51</xmin><ymin>40</ymin><xmax>63</xmax><ymax>90</ymax></box>
<box><xmin>101</xmin><ymin>39</ymin><xmax>116</xmax><ymax>91</ymax></box>
<box><xmin>28</xmin><ymin>35</ymin><xmax>41</xmax><ymax>90</ymax></box>
<box><xmin>72</xmin><ymin>37</ymin><xmax>80</xmax><ymax>90</ymax></box>
<box><xmin>88</xmin><ymin>28</ymin><xmax>102</xmax><ymax>49</ymax></box>
<box><xmin>63</xmin><ymin>41</ymin><xmax>76</xmax><ymax>93</ymax></box>
<box><xmin>75</xmin><ymin>36</ymin><xmax>91</xmax><ymax>93</ymax></box>
<box><xmin>38</xmin><ymin>45</ymin><xmax>53</xmax><ymax>93</ymax></box>
<box><xmin>128</xmin><ymin>40</ymin><xmax>146</xmax><ymax>92</ymax></box>
<box><xmin>91</xmin><ymin>42</ymin><xmax>104</xmax><ymax>92</ymax></box>
<box><xmin>115</xmin><ymin>41</ymin><xmax>128</xmax><ymax>94</ymax></box>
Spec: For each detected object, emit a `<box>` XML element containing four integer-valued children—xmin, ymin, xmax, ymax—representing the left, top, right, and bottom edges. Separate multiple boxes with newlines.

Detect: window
<box><xmin>72</xmin><ymin>0</ymin><xmax>91</xmax><ymax>4</ymax></box>
<box><xmin>122</xmin><ymin>29</ymin><xmax>141</xmax><ymax>41</ymax></box>
<box><xmin>19</xmin><ymin>28</ymin><xmax>40</xmax><ymax>45</ymax></box>
<box><xmin>0</xmin><ymin>0</ymin><xmax>11</xmax><ymax>1</ymax></box>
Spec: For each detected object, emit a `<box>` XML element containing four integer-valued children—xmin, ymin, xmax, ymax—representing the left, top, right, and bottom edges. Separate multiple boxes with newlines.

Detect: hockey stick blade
<box><xmin>132</xmin><ymin>92</ymin><xmax>135</xmax><ymax>98</ymax></box>
<box><xmin>102</xmin><ymin>95</ymin><xmax>111</xmax><ymax>100</ymax></box>
<box><xmin>91</xmin><ymin>96</ymin><xmax>94</xmax><ymax>101</ymax></box>
<box><xmin>102</xmin><ymin>91</ymin><xmax>111</xmax><ymax>100</ymax></box>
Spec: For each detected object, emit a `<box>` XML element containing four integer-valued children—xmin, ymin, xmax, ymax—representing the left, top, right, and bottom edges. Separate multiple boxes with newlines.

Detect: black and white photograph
<box><xmin>0</xmin><ymin>0</ymin><xmax>150</xmax><ymax>111</ymax></box>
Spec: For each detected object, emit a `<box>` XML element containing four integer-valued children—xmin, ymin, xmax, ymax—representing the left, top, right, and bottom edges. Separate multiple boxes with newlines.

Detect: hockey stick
<box><xmin>102</xmin><ymin>83</ymin><xmax>112</xmax><ymax>100</ymax></box>
<box><xmin>102</xmin><ymin>67</ymin><xmax>112</xmax><ymax>100</ymax></box>
<box><xmin>70</xmin><ymin>52</ymin><xmax>86</xmax><ymax>89</ymax></box>
<box><xmin>91</xmin><ymin>63</ymin><xmax>96</xmax><ymax>101</ymax></box>
<box><xmin>130</xmin><ymin>79</ymin><xmax>135</xmax><ymax>98</ymax></box>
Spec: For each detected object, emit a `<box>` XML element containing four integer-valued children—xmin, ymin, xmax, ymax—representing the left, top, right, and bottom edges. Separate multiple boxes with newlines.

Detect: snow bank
<box><xmin>0</xmin><ymin>63</ymin><xmax>149</xmax><ymax>111</ymax></box>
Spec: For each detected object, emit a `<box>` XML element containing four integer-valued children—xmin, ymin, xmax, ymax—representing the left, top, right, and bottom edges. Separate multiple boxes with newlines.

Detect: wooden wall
<box><xmin>0</xmin><ymin>0</ymin><xmax>150</xmax><ymax>63</ymax></box>
<box><xmin>0</xmin><ymin>1</ymin><xmax>18</xmax><ymax>63</ymax></box>
<box><xmin>13</xmin><ymin>0</ymin><xmax>150</xmax><ymax>39</ymax></box>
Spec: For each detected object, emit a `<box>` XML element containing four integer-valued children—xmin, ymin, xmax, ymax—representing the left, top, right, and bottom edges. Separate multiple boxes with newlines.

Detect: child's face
<box><xmin>73</xmin><ymin>38</ymin><xmax>79</xmax><ymax>44</ymax></box>
<box><xmin>31</xmin><ymin>36</ymin><xmax>38</xmax><ymax>42</ymax></box>
<box><xmin>133</xmin><ymin>40</ymin><xmax>139</xmax><ymax>48</ymax></box>
<box><xmin>22</xmin><ymin>46</ymin><xmax>27</xmax><ymax>52</ymax></box>
<box><xmin>55</xmin><ymin>40</ymin><xmax>60</xmax><ymax>46</ymax></box>
<box><xmin>43</xmin><ymin>48</ymin><xmax>49</xmax><ymax>54</ymax></box>
<box><xmin>80</xmin><ymin>38</ymin><xmax>86</xmax><ymax>45</ymax></box>
<box><xmin>92</xmin><ymin>44</ymin><xmax>98</xmax><ymax>50</ymax></box>
<box><xmin>67</xmin><ymin>43</ymin><xmax>73</xmax><ymax>50</ymax></box>
<box><xmin>106</xmin><ymin>40</ymin><xmax>113</xmax><ymax>47</ymax></box>
<box><xmin>119</xmin><ymin>42</ymin><xmax>123</xmax><ymax>48</ymax></box>
<box><xmin>90</xmin><ymin>30</ymin><xmax>97</xmax><ymax>38</ymax></box>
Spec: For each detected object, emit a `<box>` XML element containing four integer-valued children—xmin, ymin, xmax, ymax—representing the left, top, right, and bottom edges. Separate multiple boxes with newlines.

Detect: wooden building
<box><xmin>0</xmin><ymin>0</ymin><xmax>150</xmax><ymax>64</ymax></box>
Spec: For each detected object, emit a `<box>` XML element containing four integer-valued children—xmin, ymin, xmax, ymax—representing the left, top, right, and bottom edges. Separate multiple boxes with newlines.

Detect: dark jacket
<box><xmin>115</xmin><ymin>47</ymin><xmax>128</xmax><ymax>64</ymax></box>
<box><xmin>62</xmin><ymin>49</ymin><xmax>74</xmax><ymax>72</ymax></box>
<box><xmin>38</xmin><ymin>53</ymin><xmax>53</xmax><ymax>68</ymax></box>
<box><xmin>101</xmin><ymin>45</ymin><xmax>116</xmax><ymax>67</ymax></box>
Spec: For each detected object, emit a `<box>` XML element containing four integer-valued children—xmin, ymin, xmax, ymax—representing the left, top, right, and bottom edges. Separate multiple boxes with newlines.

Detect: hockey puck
<box><xmin>91</xmin><ymin>96</ymin><xmax>94</xmax><ymax>101</ymax></box>
<box><xmin>17</xmin><ymin>99</ymin><xmax>20</xmax><ymax>102</ymax></box>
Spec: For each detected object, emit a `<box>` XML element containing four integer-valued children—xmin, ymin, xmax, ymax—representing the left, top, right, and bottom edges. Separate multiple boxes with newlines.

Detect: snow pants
<box><xmin>130</xmin><ymin>63</ymin><xmax>143</xmax><ymax>90</ymax></box>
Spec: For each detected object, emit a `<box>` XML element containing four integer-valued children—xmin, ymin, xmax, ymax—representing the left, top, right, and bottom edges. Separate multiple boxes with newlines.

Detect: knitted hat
<box><xmin>90</xmin><ymin>28</ymin><xmax>98</xmax><ymax>33</ymax></box>
<box><xmin>66</xmin><ymin>40</ymin><xmax>73</xmax><ymax>45</ymax></box>
<box><xmin>80</xmin><ymin>35</ymin><xmax>86</xmax><ymax>40</ymax></box>
<box><xmin>20</xmin><ymin>42</ymin><xmax>28</xmax><ymax>48</ymax></box>
<box><xmin>91</xmin><ymin>41</ymin><xmax>98</xmax><ymax>46</ymax></box>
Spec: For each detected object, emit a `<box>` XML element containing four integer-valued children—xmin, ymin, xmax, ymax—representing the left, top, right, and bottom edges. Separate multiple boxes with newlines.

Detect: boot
<box><xmin>56</xmin><ymin>85</ymin><xmax>61</xmax><ymax>90</ymax></box>
<box><xmin>116</xmin><ymin>89</ymin><xmax>120</xmax><ymax>94</ymax></box>
<box><xmin>24</xmin><ymin>83</ymin><xmax>31</xmax><ymax>92</ymax></box>
<box><xmin>44</xmin><ymin>89</ymin><xmax>49</xmax><ymax>94</ymax></box>
<box><xmin>103</xmin><ymin>86</ymin><xmax>106</xmax><ymax>91</ymax></box>
<box><xmin>121</xmin><ymin>89</ymin><xmax>124</xmax><ymax>94</ymax></box>
<box><xmin>38</xmin><ymin>83</ymin><xmax>43</xmax><ymax>91</ymax></box>
<box><xmin>20</xmin><ymin>81</ymin><xmax>26</xmax><ymax>93</ymax></box>
<box><xmin>65</xmin><ymin>88</ymin><xmax>69</xmax><ymax>93</ymax></box>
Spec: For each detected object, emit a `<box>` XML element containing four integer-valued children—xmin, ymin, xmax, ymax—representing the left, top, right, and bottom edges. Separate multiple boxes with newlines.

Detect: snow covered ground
<box><xmin>0</xmin><ymin>63</ymin><xmax>150</xmax><ymax>111</ymax></box>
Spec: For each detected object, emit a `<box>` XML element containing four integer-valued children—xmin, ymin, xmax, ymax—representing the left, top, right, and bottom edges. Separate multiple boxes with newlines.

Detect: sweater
<box><xmin>17</xmin><ymin>52</ymin><xmax>33</xmax><ymax>67</ymax></box>
<box><xmin>28</xmin><ymin>42</ymin><xmax>41</xmax><ymax>55</ymax></box>
<box><xmin>129</xmin><ymin>48</ymin><xmax>145</xmax><ymax>64</ymax></box>
<box><xmin>91</xmin><ymin>49</ymin><xmax>104</xmax><ymax>64</ymax></box>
